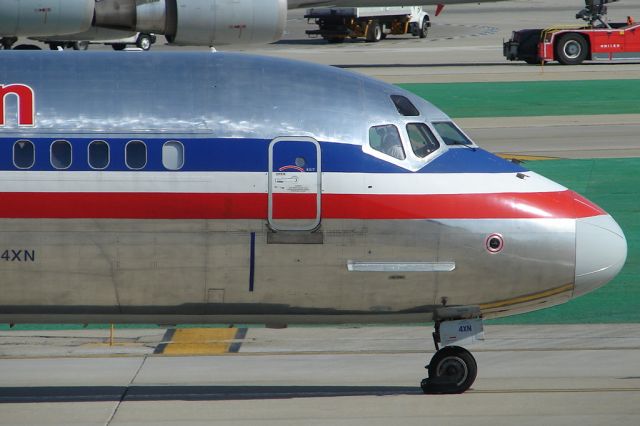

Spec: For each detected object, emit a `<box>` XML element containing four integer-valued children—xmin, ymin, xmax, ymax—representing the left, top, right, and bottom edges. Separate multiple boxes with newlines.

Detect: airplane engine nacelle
<box><xmin>0</xmin><ymin>0</ymin><xmax>94</xmax><ymax>37</ymax></box>
<box><xmin>94</xmin><ymin>0</ymin><xmax>287</xmax><ymax>46</ymax></box>
<box><xmin>168</xmin><ymin>0</ymin><xmax>287</xmax><ymax>46</ymax></box>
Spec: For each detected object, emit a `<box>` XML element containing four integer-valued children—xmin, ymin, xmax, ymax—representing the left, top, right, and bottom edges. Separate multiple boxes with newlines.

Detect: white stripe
<box><xmin>0</xmin><ymin>171</ymin><xmax>565</xmax><ymax>195</ymax></box>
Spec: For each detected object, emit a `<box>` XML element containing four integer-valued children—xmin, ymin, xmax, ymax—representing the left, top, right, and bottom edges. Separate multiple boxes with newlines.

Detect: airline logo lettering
<box><xmin>0</xmin><ymin>84</ymin><xmax>35</xmax><ymax>127</ymax></box>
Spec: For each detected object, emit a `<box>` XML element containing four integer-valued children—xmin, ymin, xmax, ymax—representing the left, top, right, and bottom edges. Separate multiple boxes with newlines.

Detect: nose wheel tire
<box><xmin>555</xmin><ymin>33</ymin><xmax>588</xmax><ymax>65</ymax></box>
<box><xmin>421</xmin><ymin>346</ymin><xmax>477</xmax><ymax>394</ymax></box>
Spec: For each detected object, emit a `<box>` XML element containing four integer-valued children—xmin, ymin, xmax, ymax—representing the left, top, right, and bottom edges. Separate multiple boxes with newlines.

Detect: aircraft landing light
<box><xmin>157</xmin><ymin>328</ymin><xmax>245</xmax><ymax>356</ymax></box>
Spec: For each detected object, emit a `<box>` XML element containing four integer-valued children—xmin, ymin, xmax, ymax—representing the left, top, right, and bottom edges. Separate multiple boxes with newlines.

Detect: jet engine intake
<box><xmin>0</xmin><ymin>0</ymin><xmax>94</xmax><ymax>37</ymax></box>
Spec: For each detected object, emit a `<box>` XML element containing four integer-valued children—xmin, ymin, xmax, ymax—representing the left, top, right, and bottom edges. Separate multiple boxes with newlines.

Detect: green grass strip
<box><xmin>399</xmin><ymin>80</ymin><xmax>640</xmax><ymax>118</ymax></box>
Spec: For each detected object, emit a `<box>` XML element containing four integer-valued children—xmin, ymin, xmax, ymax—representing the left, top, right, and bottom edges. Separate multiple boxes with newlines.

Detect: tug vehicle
<box><xmin>504</xmin><ymin>0</ymin><xmax>640</xmax><ymax>65</ymax></box>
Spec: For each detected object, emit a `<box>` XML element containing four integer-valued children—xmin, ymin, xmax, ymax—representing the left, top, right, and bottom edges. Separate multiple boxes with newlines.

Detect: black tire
<box><xmin>13</xmin><ymin>44</ymin><xmax>42</xmax><ymax>50</ymax></box>
<box><xmin>112</xmin><ymin>43</ymin><xmax>127</xmax><ymax>51</ymax></box>
<box><xmin>136</xmin><ymin>34</ymin><xmax>152</xmax><ymax>51</ymax></box>
<box><xmin>423</xmin><ymin>346</ymin><xmax>477</xmax><ymax>394</ymax></box>
<box><xmin>555</xmin><ymin>33</ymin><xmax>588</xmax><ymax>65</ymax></box>
<box><xmin>419</xmin><ymin>17</ymin><xmax>429</xmax><ymax>39</ymax></box>
<box><xmin>365</xmin><ymin>21</ymin><xmax>382</xmax><ymax>43</ymax></box>
<box><xmin>73</xmin><ymin>41</ymin><xmax>89</xmax><ymax>51</ymax></box>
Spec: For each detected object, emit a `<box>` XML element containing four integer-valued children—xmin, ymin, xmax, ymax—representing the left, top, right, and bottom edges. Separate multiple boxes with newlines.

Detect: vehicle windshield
<box><xmin>406</xmin><ymin>123</ymin><xmax>440</xmax><ymax>158</ymax></box>
<box><xmin>433</xmin><ymin>121</ymin><xmax>474</xmax><ymax>146</ymax></box>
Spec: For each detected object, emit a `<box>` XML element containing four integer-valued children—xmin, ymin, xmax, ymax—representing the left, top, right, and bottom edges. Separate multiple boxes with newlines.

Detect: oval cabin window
<box><xmin>89</xmin><ymin>140</ymin><xmax>110</xmax><ymax>170</ymax></box>
<box><xmin>162</xmin><ymin>141</ymin><xmax>184</xmax><ymax>170</ymax></box>
<box><xmin>126</xmin><ymin>140</ymin><xmax>147</xmax><ymax>170</ymax></box>
<box><xmin>51</xmin><ymin>140</ymin><xmax>72</xmax><ymax>170</ymax></box>
<box><xmin>13</xmin><ymin>140</ymin><xmax>35</xmax><ymax>169</ymax></box>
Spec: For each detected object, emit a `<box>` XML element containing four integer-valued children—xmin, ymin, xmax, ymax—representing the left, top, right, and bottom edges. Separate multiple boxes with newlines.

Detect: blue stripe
<box><xmin>0</xmin><ymin>138</ymin><xmax>526</xmax><ymax>174</ymax></box>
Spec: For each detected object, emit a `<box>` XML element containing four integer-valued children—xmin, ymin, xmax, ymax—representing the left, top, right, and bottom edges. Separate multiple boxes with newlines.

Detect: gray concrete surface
<box><xmin>1</xmin><ymin>325</ymin><xmax>640</xmax><ymax>425</ymax></box>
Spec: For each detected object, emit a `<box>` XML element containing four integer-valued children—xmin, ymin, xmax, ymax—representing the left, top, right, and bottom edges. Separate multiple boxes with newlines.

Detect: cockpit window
<box><xmin>406</xmin><ymin>123</ymin><xmax>440</xmax><ymax>158</ymax></box>
<box><xmin>369</xmin><ymin>124</ymin><xmax>406</xmax><ymax>160</ymax></box>
<box><xmin>433</xmin><ymin>121</ymin><xmax>473</xmax><ymax>146</ymax></box>
<box><xmin>390</xmin><ymin>95</ymin><xmax>420</xmax><ymax>116</ymax></box>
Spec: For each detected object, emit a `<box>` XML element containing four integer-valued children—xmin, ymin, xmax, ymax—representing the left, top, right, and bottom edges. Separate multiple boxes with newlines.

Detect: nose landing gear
<box><xmin>420</xmin><ymin>314</ymin><xmax>481</xmax><ymax>394</ymax></box>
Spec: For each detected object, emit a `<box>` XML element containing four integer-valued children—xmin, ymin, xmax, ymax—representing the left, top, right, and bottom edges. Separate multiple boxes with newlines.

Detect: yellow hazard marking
<box><xmin>162</xmin><ymin>328</ymin><xmax>238</xmax><ymax>355</ymax></box>
<box><xmin>496</xmin><ymin>153</ymin><xmax>559</xmax><ymax>162</ymax></box>
<box><xmin>480</xmin><ymin>283</ymin><xmax>574</xmax><ymax>311</ymax></box>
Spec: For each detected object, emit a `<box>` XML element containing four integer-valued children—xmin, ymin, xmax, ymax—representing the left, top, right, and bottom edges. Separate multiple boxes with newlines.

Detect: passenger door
<box><xmin>268</xmin><ymin>137</ymin><xmax>321</xmax><ymax>231</ymax></box>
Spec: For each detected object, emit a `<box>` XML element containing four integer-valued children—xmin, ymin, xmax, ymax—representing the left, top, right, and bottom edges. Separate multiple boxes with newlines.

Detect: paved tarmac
<box><xmin>2</xmin><ymin>0</ymin><xmax>640</xmax><ymax>424</ymax></box>
<box><xmin>1</xmin><ymin>325</ymin><xmax>640</xmax><ymax>425</ymax></box>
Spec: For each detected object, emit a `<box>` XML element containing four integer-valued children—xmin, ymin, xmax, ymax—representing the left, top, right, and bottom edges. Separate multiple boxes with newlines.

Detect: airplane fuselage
<box><xmin>0</xmin><ymin>52</ymin><xmax>626</xmax><ymax>325</ymax></box>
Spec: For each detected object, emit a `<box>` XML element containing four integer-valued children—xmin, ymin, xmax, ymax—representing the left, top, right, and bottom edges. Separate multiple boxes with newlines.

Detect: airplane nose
<box><xmin>574</xmin><ymin>214</ymin><xmax>627</xmax><ymax>298</ymax></box>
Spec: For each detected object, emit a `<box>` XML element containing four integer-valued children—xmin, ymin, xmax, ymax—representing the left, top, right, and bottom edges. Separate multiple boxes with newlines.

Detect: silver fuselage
<box><xmin>0</xmin><ymin>52</ymin><xmax>627</xmax><ymax>325</ymax></box>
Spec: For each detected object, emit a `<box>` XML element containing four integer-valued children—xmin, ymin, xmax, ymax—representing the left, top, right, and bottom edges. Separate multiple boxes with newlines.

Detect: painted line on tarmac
<box><xmin>496</xmin><ymin>153</ymin><xmax>559</xmax><ymax>162</ymax></box>
<box><xmin>471</xmin><ymin>387</ymin><xmax>640</xmax><ymax>394</ymax></box>
<box><xmin>155</xmin><ymin>328</ymin><xmax>247</xmax><ymax>355</ymax></box>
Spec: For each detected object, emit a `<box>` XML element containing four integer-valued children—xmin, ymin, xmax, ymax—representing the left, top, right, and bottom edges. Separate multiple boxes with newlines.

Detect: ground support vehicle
<box><xmin>305</xmin><ymin>6</ymin><xmax>429</xmax><ymax>43</ymax></box>
<box><xmin>34</xmin><ymin>33</ymin><xmax>156</xmax><ymax>51</ymax></box>
<box><xmin>504</xmin><ymin>0</ymin><xmax>640</xmax><ymax>65</ymax></box>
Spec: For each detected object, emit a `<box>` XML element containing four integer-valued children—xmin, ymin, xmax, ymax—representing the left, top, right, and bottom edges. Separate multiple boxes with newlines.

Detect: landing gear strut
<box><xmin>420</xmin><ymin>319</ymin><xmax>479</xmax><ymax>394</ymax></box>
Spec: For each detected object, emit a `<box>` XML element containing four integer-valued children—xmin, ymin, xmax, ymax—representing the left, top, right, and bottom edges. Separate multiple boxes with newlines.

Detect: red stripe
<box><xmin>0</xmin><ymin>190</ymin><xmax>605</xmax><ymax>220</ymax></box>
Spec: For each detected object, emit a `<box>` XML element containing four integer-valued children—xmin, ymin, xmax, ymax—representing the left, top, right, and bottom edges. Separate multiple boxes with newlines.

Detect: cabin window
<box><xmin>89</xmin><ymin>140</ymin><xmax>110</xmax><ymax>170</ymax></box>
<box><xmin>125</xmin><ymin>140</ymin><xmax>147</xmax><ymax>170</ymax></box>
<box><xmin>13</xmin><ymin>140</ymin><xmax>35</xmax><ymax>169</ymax></box>
<box><xmin>51</xmin><ymin>140</ymin><xmax>72</xmax><ymax>170</ymax></box>
<box><xmin>390</xmin><ymin>95</ymin><xmax>420</xmax><ymax>117</ymax></box>
<box><xmin>433</xmin><ymin>121</ymin><xmax>473</xmax><ymax>146</ymax></box>
<box><xmin>406</xmin><ymin>123</ymin><xmax>440</xmax><ymax>158</ymax></box>
<box><xmin>162</xmin><ymin>141</ymin><xmax>184</xmax><ymax>170</ymax></box>
<box><xmin>369</xmin><ymin>125</ymin><xmax>405</xmax><ymax>160</ymax></box>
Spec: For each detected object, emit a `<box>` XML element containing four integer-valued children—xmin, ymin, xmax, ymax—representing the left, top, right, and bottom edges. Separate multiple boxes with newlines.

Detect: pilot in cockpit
<box><xmin>381</xmin><ymin>128</ymin><xmax>405</xmax><ymax>160</ymax></box>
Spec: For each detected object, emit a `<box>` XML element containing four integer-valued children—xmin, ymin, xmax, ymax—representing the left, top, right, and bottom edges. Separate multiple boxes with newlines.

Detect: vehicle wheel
<box><xmin>555</xmin><ymin>33</ymin><xmax>588</xmax><ymax>65</ymax></box>
<box><xmin>73</xmin><ymin>41</ymin><xmax>89</xmax><ymax>51</ymax></box>
<box><xmin>419</xmin><ymin>17</ymin><xmax>429</xmax><ymax>39</ymax></box>
<box><xmin>13</xmin><ymin>44</ymin><xmax>42</xmax><ymax>50</ymax></box>
<box><xmin>366</xmin><ymin>20</ymin><xmax>382</xmax><ymax>42</ymax></box>
<box><xmin>424</xmin><ymin>346</ymin><xmax>477</xmax><ymax>394</ymax></box>
<box><xmin>112</xmin><ymin>43</ymin><xmax>127</xmax><ymax>51</ymax></box>
<box><xmin>136</xmin><ymin>34</ymin><xmax>152</xmax><ymax>51</ymax></box>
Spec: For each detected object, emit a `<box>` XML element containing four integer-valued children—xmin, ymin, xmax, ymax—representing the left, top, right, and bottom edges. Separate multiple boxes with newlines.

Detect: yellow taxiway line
<box><xmin>496</xmin><ymin>153</ymin><xmax>559</xmax><ymax>162</ymax></box>
<box><xmin>159</xmin><ymin>328</ymin><xmax>241</xmax><ymax>355</ymax></box>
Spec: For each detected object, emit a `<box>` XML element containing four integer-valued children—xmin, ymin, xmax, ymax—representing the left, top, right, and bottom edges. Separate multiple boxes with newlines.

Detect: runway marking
<box><xmin>156</xmin><ymin>328</ymin><xmax>246</xmax><ymax>355</ymax></box>
<box><xmin>496</xmin><ymin>153</ymin><xmax>559</xmax><ymax>162</ymax></box>
<box><xmin>471</xmin><ymin>387</ymin><xmax>640</xmax><ymax>394</ymax></box>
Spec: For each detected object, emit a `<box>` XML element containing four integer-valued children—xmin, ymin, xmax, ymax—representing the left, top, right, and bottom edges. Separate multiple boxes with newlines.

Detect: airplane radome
<box><xmin>0</xmin><ymin>51</ymin><xmax>627</xmax><ymax>394</ymax></box>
